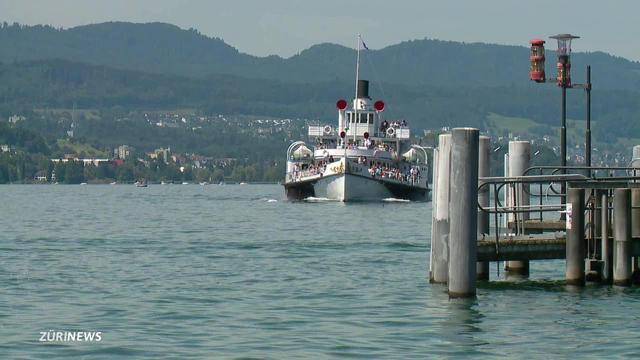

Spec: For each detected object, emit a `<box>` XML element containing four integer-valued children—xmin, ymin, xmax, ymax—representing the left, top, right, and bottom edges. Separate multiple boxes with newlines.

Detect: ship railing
<box><xmin>348</xmin><ymin>159</ymin><xmax>425</xmax><ymax>187</ymax></box>
<box><xmin>374</xmin><ymin>126</ymin><xmax>410</xmax><ymax>139</ymax></box>
<box><xmin>285</xmin><ymin>167</ymin><xmax>326</xmax><ymax>183</ymax></box>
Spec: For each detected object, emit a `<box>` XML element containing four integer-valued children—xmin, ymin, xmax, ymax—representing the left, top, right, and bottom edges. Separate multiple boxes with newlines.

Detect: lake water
<box><xmin>1</xmin><ymin>184</ymin><xmax>639</xmax><ymax>358</ymax></box>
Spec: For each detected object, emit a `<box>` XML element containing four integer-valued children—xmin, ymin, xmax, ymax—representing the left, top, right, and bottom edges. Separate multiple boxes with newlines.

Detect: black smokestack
<box><xmin>357</xmin><ymin>80</ymin><xmax>370</xmax><ymax>99</ymax></box>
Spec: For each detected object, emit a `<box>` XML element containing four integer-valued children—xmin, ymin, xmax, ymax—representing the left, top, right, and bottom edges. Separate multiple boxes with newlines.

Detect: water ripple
<box><xmin>1</xmin><ymin>184</ymin><xmax>640</xmax><ymax>358</ymax></box>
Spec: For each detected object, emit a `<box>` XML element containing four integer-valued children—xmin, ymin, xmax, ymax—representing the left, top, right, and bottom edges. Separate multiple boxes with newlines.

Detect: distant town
<box><xmin>0</xmin><ymin>109</ymin><xmax>307</xmax><ymax>184</ymax></box>
<box><xmin>0</xmin><ymin>107</ymin><xmax>635</xmax><ymax>184</ymax></box>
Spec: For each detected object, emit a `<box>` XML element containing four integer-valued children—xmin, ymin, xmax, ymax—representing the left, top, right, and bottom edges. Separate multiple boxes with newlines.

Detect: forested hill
<box><xmin>1</xmin><ymin>22</ymin><xmax>639</xmax><ymax>91</ymax></box>
<box><xmin>2</xmin><ymin>59</ymin><xmax>640</xmax><ymax>143</ymax></box>
<box><xmin>1</xmin><ymin>21</ymin><xmax>640</xmax><ymax>144</ymax></box>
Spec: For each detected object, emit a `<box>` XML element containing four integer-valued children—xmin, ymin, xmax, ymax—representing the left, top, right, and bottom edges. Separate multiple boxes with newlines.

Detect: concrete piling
<box><xmin>593</xmin><ymin>189</ymin><xmax>602</xmax><ymax>255</ymax></box>
<box><xmin>601</xmin><ymin>191</ymin><xmax>613</xmax><ymax>283</ymax></box>
<box><xmin>631</xmin><ymin>188</ymin><xmax>640</xmax><ymax>282</ymax></box>
<box><xmin>429</xmin><ymin>147</ymin><xmax>439</xmax><ymax>281</ymax></box>
<box><xmin>477</xmin><ymin>136</ymin><xmax>490</xmax><ymax>280</ymax></box>
<box><xmin>427</xmin><ymin>139</ymin><xmax>640</xmax><ymax>293</ymax></box>
<box><xmin>613</xmin><ymin>188</ymin><xmax>632</xmax><ymax>286</ymax></box>
<box><xmin>566</xmin><ymin>188</ymin><xmax>586</xmax><ymax>285</ymax></box>
<box><xmin>448</xmin><ymin>128</ymin><xmax>479</xmax><ymax>298</ymax></box>
<box><xmin>631</xmin><ymin>188</ymin><xmax>640</xmax><ymax>238</ymax></box>
<box><xmin>633</xmin><ymin>145</ymin><xmax>640</xmax><ymax>161</ymax></box>
<box><xmin>506</xmin><ymin>141</ymin><xmax>531</xmax><ymax>277</ymax></box>
<box><xmin>429</xmin><ymin>134</ymin><xmax>452</xmax><ymax>284</ymax></box>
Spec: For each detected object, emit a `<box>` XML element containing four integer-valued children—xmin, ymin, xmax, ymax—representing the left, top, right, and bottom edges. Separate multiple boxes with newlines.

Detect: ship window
<box><xmin>368</xmin><ymin>113</ymin><xmax>374</xmax><ymax>124</ymax></box>
<box><xmin>359</xmin><ymin>113</ymin><xmax>367</xmax><ymax>124</ymax></box>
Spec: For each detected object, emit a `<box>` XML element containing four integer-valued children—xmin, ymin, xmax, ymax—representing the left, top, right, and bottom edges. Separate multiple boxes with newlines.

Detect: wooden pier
<box><xmin>429</xmin><ymin>128</ymin><xmax>640</xmax><ymax>297</ymax></box>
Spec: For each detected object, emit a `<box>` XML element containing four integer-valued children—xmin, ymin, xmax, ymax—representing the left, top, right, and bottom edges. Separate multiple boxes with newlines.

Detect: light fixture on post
<box><xmin>550</xmin><ymin>34</ymin><xmax>579</xmax><ymax>88</ymax></box>
<box><xmin>529</xmin><ymin>33</ymin><xmax>592</xmax><ymax>213</ymax></box>
<box><xmin>529</xmin><ymin>34</ymin><xmax>591</xmax><ymax>214</ymax></box>
<box><xmin>529</xmin><ymin>39</ymin><xmax>546</xmax><ymax>83</ymax></box>
<box><xmin>551</xmin><ymin>33</ymin><xmax>579</xmax><ymax>205</ymax></box>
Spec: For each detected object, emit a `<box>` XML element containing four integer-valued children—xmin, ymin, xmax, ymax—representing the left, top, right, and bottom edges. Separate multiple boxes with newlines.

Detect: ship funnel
<box><xmin>357</xmin><ymin>80</ymin><xmax>370</xmax><ymax>99</ymax></box>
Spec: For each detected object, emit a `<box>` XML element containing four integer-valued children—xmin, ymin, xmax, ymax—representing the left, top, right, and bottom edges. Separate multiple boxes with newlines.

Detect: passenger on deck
<box><xmin>380</xmin><ymin>120</ymin><xmax>389</xmax><ymax>134</ymax></box>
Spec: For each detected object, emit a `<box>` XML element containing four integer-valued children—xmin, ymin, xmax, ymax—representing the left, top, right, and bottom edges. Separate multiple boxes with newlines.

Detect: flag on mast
<box><xmin>361</xmin><ymin>37</ymin><xmax>369</xmax><ymax>50</ymax></box>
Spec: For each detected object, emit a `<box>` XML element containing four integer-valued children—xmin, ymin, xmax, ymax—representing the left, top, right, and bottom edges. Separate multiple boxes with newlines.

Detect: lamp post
<box><xmin>529</xmin><ymin>33</ymin><xmax>592</xmax><ymax>210</ymax></box>
<box><xmin>550</xmin><ymin>34</ymin><xmax>579</xmax><ymax>207</ymax></box>
<box><xmin>586</xmin><ymin>65</ymin><xmax>592</xmax><ymax>176</ymax></box>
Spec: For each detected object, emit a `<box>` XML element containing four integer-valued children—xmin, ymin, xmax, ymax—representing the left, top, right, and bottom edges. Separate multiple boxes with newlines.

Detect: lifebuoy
<box><xmin>323</xmin><ymin>125</ymin><xmax>332</xmax><ymax>135</ymax></box>
<box><xmin>386</xmin><ymin>127</ymin><xmax>396</xmax><ymax>136</ymax></box>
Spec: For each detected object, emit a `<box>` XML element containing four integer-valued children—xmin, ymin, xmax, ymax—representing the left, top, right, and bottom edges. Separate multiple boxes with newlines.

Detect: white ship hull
<box><xmin>285</xmin><ymin>172</ymin><xmax>428</xmax><ymax>202</ymax></box>
<box><xmin>313</xmin><ymin>173</ymin><xmax>392</xmax><ymax>201</ymax></box>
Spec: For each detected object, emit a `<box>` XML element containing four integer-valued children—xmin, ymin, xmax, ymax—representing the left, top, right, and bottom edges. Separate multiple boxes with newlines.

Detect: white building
<box><xmin>114</xmin><ymin>145</ymin><xmax>133</xmax><ymax>160</ymax></box>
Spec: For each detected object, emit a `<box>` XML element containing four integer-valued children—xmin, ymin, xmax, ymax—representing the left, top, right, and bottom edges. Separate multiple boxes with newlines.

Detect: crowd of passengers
<box><xmin>318</xmin><ymin>138</ymin><xmax>397</xmax><ymax>153</ymax></box>
<box><xmin>314</xmin><ymin>119</ymin><xmax>408</xmax><ymax>150</ymax></box>
<box><xmin>291</xmin><ymin>155</ymin><xmax>421</xmax><ymax>185</ymax></box>
<box><xmin>379</xmin><ymin>119</ymin><xmax>407</xmax><ymax>134</ymax></box>
<box><xmin>367</xmin><ymin>160</ymin><xmax>421</xmax><ymax>185</ymax></box>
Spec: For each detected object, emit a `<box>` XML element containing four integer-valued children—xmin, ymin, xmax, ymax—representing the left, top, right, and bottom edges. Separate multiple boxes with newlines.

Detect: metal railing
<box><xmin>522</xmin><ymin>165</ymin><xmax>640</xmax><ymax>225</ymax></box>
<box><xmin>477</xmin><ymin>168</ymin><xmax>640</xmax><ymax>256</ymax></box>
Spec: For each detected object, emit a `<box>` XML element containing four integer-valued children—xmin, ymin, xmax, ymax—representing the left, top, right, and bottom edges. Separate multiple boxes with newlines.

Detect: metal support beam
<box><xmin>601</xmin><ymin>191</ymin><xmax>613</xmax><ymax>283</ymax></box>
<box><xmin>585</xmin><ymin>65</ymin><xmax>592</xmax><ymax>177</ymax></box>
<box><xmin>561</xmin><ymin>86</ymin><xmax>567</xmax><ymax>213</ymax></box>
<box><xmin>477</xmin><ymin>136</ymin><xmax>490</xmax><ymax>280</ymax></box>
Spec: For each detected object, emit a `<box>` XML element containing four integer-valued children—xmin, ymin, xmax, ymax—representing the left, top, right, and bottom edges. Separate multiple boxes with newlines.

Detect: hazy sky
<box><xmin>1</xmin><ymin>0</ymin><xmax>638</xmax><ymax>61</ymax></box>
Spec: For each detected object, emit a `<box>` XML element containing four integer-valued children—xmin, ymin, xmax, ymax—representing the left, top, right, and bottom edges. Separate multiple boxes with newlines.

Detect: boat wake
<box><xmin>382</xmin><ymin>198</ymin><xmax>410</xmax><ymax>203</ymax></box>
<box><xmin>303</xmin><ymin>197</ymin><xmax>336</xmax><ymax>202</ymax></box>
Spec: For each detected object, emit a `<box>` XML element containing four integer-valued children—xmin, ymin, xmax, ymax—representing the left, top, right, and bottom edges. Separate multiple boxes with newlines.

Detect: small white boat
<box><xmin>182</xmin><ymin>182</ymin><xmax>189</xmax><ymax>185</ymax></box>
<box><xmin>110</xmin><ymin>181</ymin><xmax>117</xmax><ymax>185</ymax></box>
